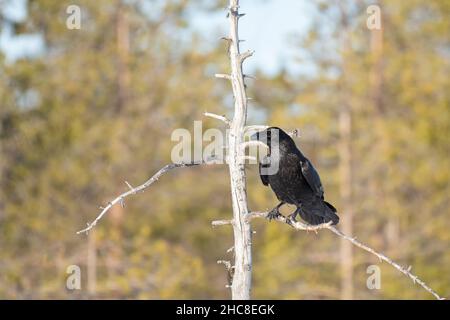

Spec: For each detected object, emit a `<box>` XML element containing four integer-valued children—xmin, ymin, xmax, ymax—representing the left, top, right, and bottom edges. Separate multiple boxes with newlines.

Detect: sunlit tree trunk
<box><xmin>368</xmin><ymin>3</ymin><xmax>399</xmax><ymax>253</ymax></box>
<box><xmin>226</xmin><ymin>0</ymin><xmax>252</xmax><ymax>300</ymax></box>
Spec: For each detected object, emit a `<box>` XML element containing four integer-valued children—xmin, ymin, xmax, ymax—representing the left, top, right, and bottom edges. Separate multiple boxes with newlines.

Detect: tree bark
<box><xmin>226</xmin><ymin>0</ymin><xmax>252</xmax><ymax>300</ymax></box>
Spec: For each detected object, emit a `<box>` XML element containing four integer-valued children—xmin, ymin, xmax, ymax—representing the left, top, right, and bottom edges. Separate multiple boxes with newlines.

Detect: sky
<box><xmin>0</xmin><ymin>0</ymin><xmax>45</xmax><ymax>62</ymax></box>
<box><xmin>190</xmin><ymin>0</ymin><xmax>314</xmax><ymax>74</ymax></box>
<box><xmin>0</xmin><ymin>0</ymin><xmax>314</xmax><ymax>74</ymax></box>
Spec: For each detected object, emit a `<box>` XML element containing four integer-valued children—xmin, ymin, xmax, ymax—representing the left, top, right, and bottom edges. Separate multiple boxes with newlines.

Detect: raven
<box><xmin>251</xmin><ymin>127</ymin><xmax>339</xmax><ymax>225</ymax></box>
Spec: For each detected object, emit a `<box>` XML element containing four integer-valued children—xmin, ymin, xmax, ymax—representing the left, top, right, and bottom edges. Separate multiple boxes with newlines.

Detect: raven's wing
<box><xmin>300</xmin><ymin>158</ymin><xmax>324</xmax><ymax>199</ymax></box>
<box><xmin>259</xmin><ymin>157</ymin><xmax>269</xmax><ymax>186</ymax></box>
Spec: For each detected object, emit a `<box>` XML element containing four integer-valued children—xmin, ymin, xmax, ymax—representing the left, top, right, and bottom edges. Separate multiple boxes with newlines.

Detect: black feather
<box><xmin>253</xmin><ymin>127</ymin><xmax>339</xmax><ymax>225</ymax></box>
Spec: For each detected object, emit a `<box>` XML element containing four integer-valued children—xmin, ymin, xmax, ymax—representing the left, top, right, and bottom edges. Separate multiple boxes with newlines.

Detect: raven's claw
<box><xmin>266</xmin><ymin>209</ymin><xmax>281</xmax><ymax>221</ymax></box>
<box><xmin>286</xmin><ymin>211</ymin><xmax>299</xmax><ymax>225</ymax></box>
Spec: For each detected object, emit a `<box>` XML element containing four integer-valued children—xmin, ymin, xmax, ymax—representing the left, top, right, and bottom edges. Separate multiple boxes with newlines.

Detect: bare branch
<box><xmin>244</xmin><ymin>125</ymin><xmax>269</xmax><ymax>135</ymax></box>
<box><xmin>218</xmin><ymin>260</ymin><xmax>235</xmax><ymax>288</ymax></box>
<box><xmin>247</xmin><ymin>211</ymin><xmax>333</xmax><ymax>232</ymax></box>
<box><xmin>215</xmin><ymin>73</ymin><xmax>232</xmax><ymax>80</ymax></box>
<box><xmin>238</xmin><ymin>49</ymin><xmax>255</xmax><ymax>63</ymax></box>
<box><xmin>327</xmin><ymin>226</ymin><xmax>445</xmax><ymax>300</ymax></box>
<box><xmin>240</xmin><ymin>140</ymin><xmax>269</xmax><ymax>151</ymax></box>
<box><xmin>77</xmin><ymin>161</ymin><xmax>215</xmax><ymax>235</ymax></box>
<box><xmin>218</xmin><ymin>260</ymin><xmax>232</xmax><ymax>270</ymax></box>
<box><xmin>204</xmin><ymin>112</ymin><xmax>231</xmax><ymax>126</ymax></box>
<box><xmin>248</xmin><ymin>210</ymin><xmax>445</xmax><ymax>300</ymax></box>
<box><xmin>212</xmin><ymin>219</ymin><xmax>234</xmax><ymax>227</ymax></box>
<box><xmin>124</xmin><ymin>181</ymin><xmax>134</xmax><ymax>190</ymax></box>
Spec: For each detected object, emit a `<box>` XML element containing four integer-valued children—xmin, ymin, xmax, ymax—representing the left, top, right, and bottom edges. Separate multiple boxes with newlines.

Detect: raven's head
<box><xmin>250</xmin><ymin>127</ymin><xmax>295</xmax><ymax>150</ymax></box>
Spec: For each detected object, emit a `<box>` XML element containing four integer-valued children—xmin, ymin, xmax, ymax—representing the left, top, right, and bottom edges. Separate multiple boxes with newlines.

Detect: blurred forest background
<box><xmin>0</xmin><ymin>0</ymin><xmax>449</xmax><ymax>299</ymax></box>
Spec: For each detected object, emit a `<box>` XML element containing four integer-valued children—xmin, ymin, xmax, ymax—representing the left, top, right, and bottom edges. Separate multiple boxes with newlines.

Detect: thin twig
<box><xmin>248</xmin><ymin>210</ymin><xmax>445</xmax><ymax>300</ymax></box>
<box><xmin>77</xmin><ymin>161</ymin><xmax>214</xmax><ymax>235</ymax></box>
<box><xmin>238</xmin><ymin>49</ymin><xmax>254</xmax><ymax>63</ymax></box>
<box><xmin>204</xmin><ymin>112</ymin><xmax>231</xmax><ymax>126</ymax></box>
<box><xmin>327</xmin><ymin>226</ymin><xmax>444</xmax><ymax>300</ymax></box>
<box><xmin>218</xmin><ymin>259</ymin><xmax>232</xmax><ymax>270</ymax></box>
<box><xmin>240</xmin><ymin>140</ymin><xmax>269</xmax><ymax>151</ymax></box>
<box><xmin>244</xmin><ymin>125</ymin><xmax>269</xmax><ymax>136</ymax></box>
<box><xmin>212</xmin><ymin>219</ymin><xmax>234</xmax><ymax>227</ymax></box>
<box><xmin>218</xmin><ymin>260</ymin><xmax>235</xmax><ymax>288</ymax></box>
<box><xmin>215</xmin><ymin>73</ymin><xmax>232</xmax><ymax>80</ymax></box>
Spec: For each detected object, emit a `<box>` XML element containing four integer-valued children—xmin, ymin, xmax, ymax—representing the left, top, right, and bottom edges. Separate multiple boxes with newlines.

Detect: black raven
<box><xmin>251</xmin><ymin>127</ymin><xmax>339</xmax><ymax>225</ymax></box>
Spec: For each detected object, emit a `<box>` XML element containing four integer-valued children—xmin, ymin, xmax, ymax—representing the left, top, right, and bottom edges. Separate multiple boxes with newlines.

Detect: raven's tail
<box><xmin>298</xmin><ymin>200</ymin><xmax>339</xmax><ymax>225</ymax></box>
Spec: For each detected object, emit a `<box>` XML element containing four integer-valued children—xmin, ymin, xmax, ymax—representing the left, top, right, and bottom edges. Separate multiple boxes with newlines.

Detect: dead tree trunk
<box><xmin>225</xmin><ymin>0</ymin><xmax>253</xmax><ymax>300</ymax></box>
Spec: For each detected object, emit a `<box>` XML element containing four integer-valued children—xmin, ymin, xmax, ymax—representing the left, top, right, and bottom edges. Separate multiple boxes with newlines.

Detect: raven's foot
<box><xmin>266</xmin><ymin>202</ymin><xmax>285</xmax><ymax>221</ymax></box>
<box><xmin>266</xmin><ymin>209</ymin><xmax>282</xmax><ymax>221</ymax></box>
<box><xmin>286</xmin><ymin>210</ymin><xmax>299</xmax><ymax>226</ymax></box>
